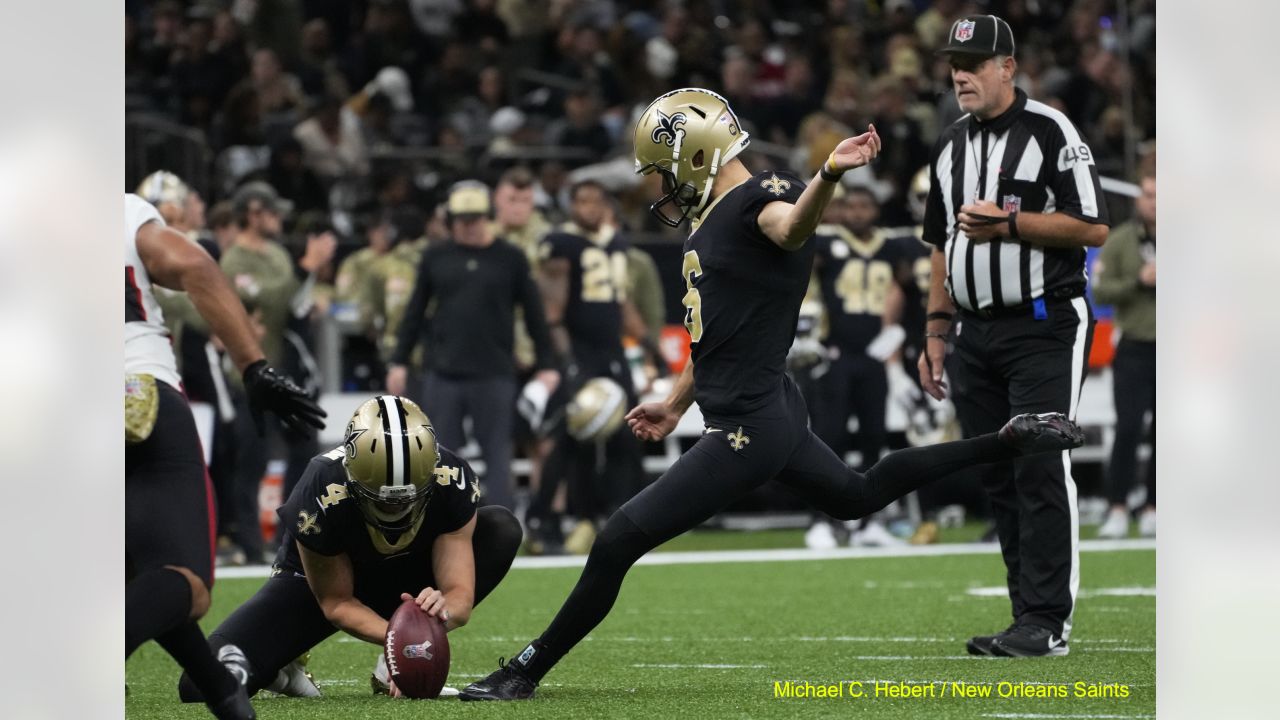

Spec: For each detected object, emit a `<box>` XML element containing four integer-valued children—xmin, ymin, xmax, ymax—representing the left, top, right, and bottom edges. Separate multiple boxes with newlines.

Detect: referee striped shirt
<box><xmin>923</xmin><ymin>88</ymin><xmax>1109</xmax><ymax>312</ymax></box>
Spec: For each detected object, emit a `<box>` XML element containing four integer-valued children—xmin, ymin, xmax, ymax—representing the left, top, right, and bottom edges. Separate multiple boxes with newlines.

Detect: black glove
<box><xmin>243</xmin><ymin>360</ymin><xmax>327</xmax><ymax>435</ymax></box>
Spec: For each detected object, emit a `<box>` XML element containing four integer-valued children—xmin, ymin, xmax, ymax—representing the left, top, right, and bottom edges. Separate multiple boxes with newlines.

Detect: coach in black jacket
<box><xmin>386</xmin><ymin>181</ymin><xmax>560</xmax><ymax>510</ymax></box>
<box><xmin>919</xmin><ymin>16</ymin><xmax>1109</xmax><ymax>658</ymax></box>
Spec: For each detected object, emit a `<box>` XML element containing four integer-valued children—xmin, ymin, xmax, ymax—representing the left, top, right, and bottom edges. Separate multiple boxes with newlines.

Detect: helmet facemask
<box><xmin>348</xmin><ymin>477</ymin><xmax>434</xmax><ymax>536</ymax></box>
<box><xmin>639</xmin><ymin>159</ymin><xmax>705</xmax><ymax>228</ymax></box>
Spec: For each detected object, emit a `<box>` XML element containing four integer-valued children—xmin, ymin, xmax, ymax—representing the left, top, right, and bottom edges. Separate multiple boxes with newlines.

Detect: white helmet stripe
<box><xmin>377</xmin><ymin>395</ymin><xmax>406</xmax><ymax>486</ymax></box>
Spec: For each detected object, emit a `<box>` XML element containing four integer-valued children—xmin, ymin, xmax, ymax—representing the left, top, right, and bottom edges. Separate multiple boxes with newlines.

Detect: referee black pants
<box><xmin>947</xmin><ymin>297</ymin><xmax>1094</xmax><ymax>639</ymax></box>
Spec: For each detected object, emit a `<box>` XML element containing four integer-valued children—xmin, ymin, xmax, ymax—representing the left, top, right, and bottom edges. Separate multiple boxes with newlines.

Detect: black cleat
<box><xmin>206</xmin><ymin>684</ymin><xmax>256</xmax><ymax>720</ymax></box>
<box><xmin>990</xmin><ymin>623</ymin><xmax>1069</xmax><ymax>657</ymax></box>
<box><xmin>459</xmin><ymin>658</ymin><xmax>538</xmax><ymax>701</ymax></box>
<box><xmin>998</xmin><ymin>413</ymin><xmax>1085</xmax><ymax>454</ymax></box>
<box><xmin>966</xmin><ymin>623</ymin><xmax>1018</xmax><ymax>656</ymax></box>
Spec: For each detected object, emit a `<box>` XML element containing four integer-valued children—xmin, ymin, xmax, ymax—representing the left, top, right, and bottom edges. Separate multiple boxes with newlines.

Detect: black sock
<box><xmin>512</xmin><ymin>512</ymin><xmax>657</xmax><ymax>683</ymax></box>
<box><xmin>838</xmin><ymin>433</ymin><xmax>1014</xmax><ymax>519</ymax></box>
<box><xmin>158</xmin><ymin>623</ymin><xmax>239</xmax><ymax>704</ymax></box>
<box><xmin>126</xmin><ymin>567</ymin><xmax>194</xmax><ymax>657</ymax></box>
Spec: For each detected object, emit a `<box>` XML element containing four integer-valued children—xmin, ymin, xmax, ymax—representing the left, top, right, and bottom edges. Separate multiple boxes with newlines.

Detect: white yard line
<box><xmin>981</xmin><ymin>715</ymin><xmax>1153</xmax><ymax>719</ymax></box>
<box><xmin>632</xmin><ymin>663</ymin><xmax>768</xmax><ymax>669</ymax></box>
<box><xmin>216</xmin><ymin>538</ymin><xmax>1154</xmax><ymax>579</ymax></box>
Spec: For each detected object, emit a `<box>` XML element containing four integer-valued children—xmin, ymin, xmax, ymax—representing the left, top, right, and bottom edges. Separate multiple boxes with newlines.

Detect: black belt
<box><xmin>960</xmin><ymin>286</ymin><xmax>1084</xmax><ymax>320</ymax></box>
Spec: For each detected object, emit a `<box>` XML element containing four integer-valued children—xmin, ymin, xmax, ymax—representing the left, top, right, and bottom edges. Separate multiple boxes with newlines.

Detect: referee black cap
<box><xmin>938</xmin><ymin>15</ymin><xmax>1015</xmax><ymax>57</ymax></box>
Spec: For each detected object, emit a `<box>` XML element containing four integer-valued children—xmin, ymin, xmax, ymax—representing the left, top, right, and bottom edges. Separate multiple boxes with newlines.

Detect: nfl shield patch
<box><xmin>1002</xmin><ymin>194</ymin><xmax>1022</xmax><ymax>213</ymax></box>
<box><xmin>955</xmin><ymin>20</ymin><xmax>975</xmax><ymax>42</ymax></box>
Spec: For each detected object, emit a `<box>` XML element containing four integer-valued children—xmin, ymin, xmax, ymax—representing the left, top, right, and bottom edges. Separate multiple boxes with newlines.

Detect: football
<box><xmin>383</xmin><ymin>599</ymin><xmax>451</xmax><ymax>699</ymax></box>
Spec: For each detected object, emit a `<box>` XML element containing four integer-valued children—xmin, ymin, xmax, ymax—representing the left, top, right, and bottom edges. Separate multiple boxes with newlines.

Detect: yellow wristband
<box><xmin>820</xmin><ymin>154</ymin><xmax>843</xmax><ymax>182</ymax></box>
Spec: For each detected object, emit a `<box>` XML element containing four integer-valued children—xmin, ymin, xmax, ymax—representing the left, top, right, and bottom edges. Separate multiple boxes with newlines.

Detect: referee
<box><xmin>919</xmin><ymin>15</ymin><xmax>1109</xmax><ymax>658</ymax></box>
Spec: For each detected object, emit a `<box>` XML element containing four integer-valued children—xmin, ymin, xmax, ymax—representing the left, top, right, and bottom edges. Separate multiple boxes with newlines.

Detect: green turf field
<box><xmin>126</xmin><ymin>540</ymin><xmax>1154</xmax><ymax>719</ymax></box>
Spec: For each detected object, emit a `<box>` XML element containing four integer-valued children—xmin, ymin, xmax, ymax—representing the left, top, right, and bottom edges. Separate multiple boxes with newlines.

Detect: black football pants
<box><xmin>946</xmin><ymin>296</ymin><xmax>1094</xmax><ymax>640</ymax></box>
<box><xmin>1105</xmin><ymin>338</ymin><xmax>1156</xmax><ymax>507</ymax></box>
<box><xmin>815</xmin><ymin>352</ymin><xmax>889</xmax><ymax>472</ymax></box>
<box><xmin>177</xmin><ymin>506</ymin><xmax>522</xmax><ymax>700</ymax></box>
<box><xmin>126</xmin><ymin>382</ymin><xmax>215</xmax><ymax>587</ymax></box>
<box><xmin>516</xmin><ymin>376</ymin><xmax>1020</xmax><ymax>681</ymax></box>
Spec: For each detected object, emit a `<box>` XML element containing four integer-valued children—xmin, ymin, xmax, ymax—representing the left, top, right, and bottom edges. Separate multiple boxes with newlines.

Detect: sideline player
<box><xmin>127</xmin><ymin>193</ymin><xmax>325</xmax><ymax>720</ymax></box>
<box><xmin>459</xmin><ymin>88</ymin><xmax>1084</xmax><ymax>700</ymax></box>
<box><xmin>526</xmin><ymin>180</ymin><xmax>647</xmax><ymax>553</ymax></box>
<box><xmin>176</xmin><ymin>396</ymin><xmax>521</xmax><ymax>700</ymax></box>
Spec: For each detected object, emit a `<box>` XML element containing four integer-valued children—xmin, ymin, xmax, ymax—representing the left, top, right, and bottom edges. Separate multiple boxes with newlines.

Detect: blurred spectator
<box><xmin>266</xmin><ymin>137</ymin><xmax>329</xmax><ymax>214</ymax></box>
<box><xmin>367</xmin><ymin>208</ymin><xmax>430</xmax><ymax>361</ymax></box>
<box><xmin>867</xmin><ymin>74</ymin><xmax>930</xmax><ymax>225</ymax></box>
<box><xmin>293</xmin><ymin>94</ymin><xmax>370</xmax><ymax>182</ymax></box>
<box><xmin>535</xmin><ymin>160</ymin><xmax>571</xmax><ymax>222</ymax></box>
<box><xmin>1058</xmin><ymin>43</ymin><xmax>1116</xmax><ymax>137</ymax></box>
<box><xmin>455</xmin><ymin>0</ymin><xmax>510</xmax><ymax>55</ymax></box>
<box><xmin>334</xmin><ymin>211</ymin><xmax>395</xmax><ymax>333</ymax></box>
<box><xmin>139</xmin><ymin>0</ymin><xmax>183</xmax><ymax>84</ymax></box>
<box><xmin>452</xmin><ymin>65</ymin><xmax>510</xmax><ymax>147</ymax></box>
<box><xmin>410</xmin><ymin>0</ymin><xmax>464</xmax><ymax>38</ymax></box>
<box><xmin>218</xmin><ymin>82</ymin><xmax>265</xmax><ymax>148</ymax></box>
<box><xmin>915</xmin><ymin>0</ymin><xmax>964</xmax><ymax>50</ymax></box>
<box><xmin>242</xmin><ymin>0</ymin><xmax>305</xmax><ymax>67</ymax></box>
<box><xmin>768</xmin><ymin>55</ymin><xmax>823</xmax><ymax>144</ymax></box>
<box><xmin>1092</xmin><ymin>170</ymin><xmax>1157</xmax><ymax>539</ymax></box>
<box><xmin>341</xmin><ymin>0</ymin><xmax>426</xmax><ymax>92</ymax></box>
<box><xmin>732</xmin><ymin>17</ymin><xmax>787</xmax><ymax>101</ymax></box>
<box><xmin>169</xmin><ymin>13</ymin><xmax>237</xmax><ymax>129</ymax></box>
<box><xmin>222</xmin><ymin>182</ymin><xmax>333</xmax><ymax>367</ymax></box>
<box><xmin>417</xmin><ymin>40</ymin><xmax>476</xmax><ymax>125</ymax></box>
<box><xmin>544</xmin><ymin>88</ymin><xmax>612</xmax><ymax>169</ymax></box>
<box><xmin>208</xmin><ymin>201</ymin><xmax>238</xmax><ymax>255</ymax></box>
<box><xmin>492</xmin><ymin>166</ymin><xmax>553</xmax><ymax>372</ymax></box>
<box><xmin>296</xmin><ymin>18</ymin><xmax>350</xmax><ymax>101</ymax></box>
<box><xmin>493</xmin><ymin>166</ymin><xmax>551</xmax><ymax>265</ymax></box>
<box><xmin>250</xmin><ymin>48</ymin><xmax>306</xmax><ymax>116</ymax></box>
<box><xmin>552</xmin><ymin>24</ymin><xmax>624</xmax><ymax>112</ymax></box>
<box><xmin>210</xmin><ymin>9</ymin><xmax>250</xmax><ymax>84</ymax></box>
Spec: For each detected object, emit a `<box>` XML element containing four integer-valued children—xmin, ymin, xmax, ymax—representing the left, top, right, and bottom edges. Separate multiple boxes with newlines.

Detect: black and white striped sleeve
<box><xmin>1034</xmin><ymin>105</ymin><xmax>1110</xmax><ymax>226</ymax></box>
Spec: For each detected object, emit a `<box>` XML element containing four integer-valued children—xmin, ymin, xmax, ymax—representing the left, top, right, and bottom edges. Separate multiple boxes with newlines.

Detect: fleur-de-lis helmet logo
<box><xmin>651</xmin><ymin>109</ymin><xmax>687</xmax><ymax>147</ymax></box>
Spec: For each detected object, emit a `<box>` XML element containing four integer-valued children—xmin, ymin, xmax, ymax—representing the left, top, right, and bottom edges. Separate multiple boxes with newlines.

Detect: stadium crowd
<box><xmin>124</xmin><ymin>0</ymin><xmax>1157</xmax><ymax>563</ymax></box>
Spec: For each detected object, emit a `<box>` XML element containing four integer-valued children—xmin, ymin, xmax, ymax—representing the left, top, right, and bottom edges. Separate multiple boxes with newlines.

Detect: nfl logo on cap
<box><xmin>955</xmin><ymin>19</ymin><xmax>975</xmax><ymax>42</ymax></box>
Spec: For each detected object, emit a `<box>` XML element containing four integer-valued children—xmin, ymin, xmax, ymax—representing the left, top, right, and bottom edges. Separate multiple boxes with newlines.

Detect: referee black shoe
<box><xmin>990</xmin><ymin>623</ymin><xmax>1069</xmax><ymax>658</ymax></box>
<box><xmin>998</xmin><ymin>413</ymin><xmax>1085</xmax><ymax>454</ymax></box>
<box><xmin>459</xmin><ymin>658</ymin><xmax>538</xmax><ymax>701</ymax></box>
<box><xmin>965</xmin><ymin>623</ymin><xmax>1018</xmax><ymax>656</ymax></box>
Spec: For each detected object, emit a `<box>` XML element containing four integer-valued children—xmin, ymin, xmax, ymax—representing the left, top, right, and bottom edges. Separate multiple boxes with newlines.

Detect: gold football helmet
<box><xmin>633</xmin><ymin>88</ymin><xmax>751</xmax><ymax>227</ymax></box>
<box><xmin>342</xmin><ymin>396</ymin><xmax>439</xmax><ymax>534</ymax></box>
<box><xmin>566</xmin><ymin>377</ymin><xmax>628</xmax><ymax>442</ymax></box>
<box><xmin>136</xmin><ymin>170</ymin><xmax>191</xmax><ymax>208</ymax></box>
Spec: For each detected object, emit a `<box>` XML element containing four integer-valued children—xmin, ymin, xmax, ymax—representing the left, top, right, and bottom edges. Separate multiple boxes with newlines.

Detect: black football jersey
<box><xmin>540</xmin><ymin>229</ymin><xmax>630</xmax><ymax>361</ymax></box>
<box><xmin>891</xmin><ymin>232</ymin><xmax>933</xmax><ymax>344</ymax></box>
<box><xmin>813</xmin><ymin>228</ymin><xmax>904</xmax><ymax>352</ymax></box>
<box><xmin>274</xmin><ymin>444</ymin><xmax>479</xmax><ymax>588</ymax></box>
<box><xmin>682</xmin><ymin>170</ymin><xmax>812</xmax><ymax>416</ymax></box>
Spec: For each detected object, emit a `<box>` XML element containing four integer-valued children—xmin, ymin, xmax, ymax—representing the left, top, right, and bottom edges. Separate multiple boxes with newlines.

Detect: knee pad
<box><xmin>477</xmin><ymin>505</ymin><xmax>524</xmax><ymax>554</ymax></box>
